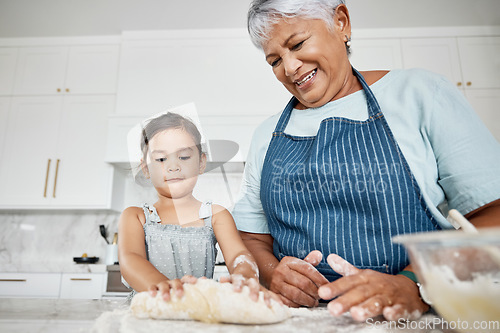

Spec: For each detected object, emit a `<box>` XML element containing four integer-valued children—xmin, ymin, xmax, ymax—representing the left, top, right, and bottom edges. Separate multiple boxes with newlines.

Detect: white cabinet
<box><xmin>465</xmin><ymin>89</ymin><xmax>500</xmax><ymax>142</ymax></box>
<box><xmin>0</xmin><ymin>273</ymin><xmax>106</xmax><ymax>299</ymax></box>
<box><xmin>402</xmin><ymin>36</ymin><xmax>500</xmax><ymax>89</ymax></box>
<box><xmin>402</xmin><ymin>36</ymin><xmax>500</xmax><ymax>140</ymax></box>
<box><xmin>401</xmin><ymin>37</ymin><xmax>463</xmax><ymax>87</ymax></box>
<box><xmin>59</xmin><ymin>273</ymin><xmax>106</xmax><ymax>299</ymax></box>
<box><xmin>457</xmin><ymin>36</ymin><xmax>500</xmax><ymax>89</ymax></box>
<box><xmin>0</xmin><ymin>47</ymin><xmax>18</xmax><ymax>95</ymax></box>
<box><xmin>0</xmin><ymin>95</ymin><xmax>118</xmax><ymax>209</ymax></box>
<box><xmin>0</xmin><ymin>273</ymin><xmax>61</xmax><ymax>298</ymax></box>
<box><xmin>0</xmin><ymin>97</ymin><xmax>10</xmax><ymax>161</ymax></box>
<box><xmin>51</xmin><ymin>96</ymin><xmax>116</xmax><ymax>207</ymax></box>
<box><xmin>0</xmin><ymin>96</ymin><xmax>62</xmax><ymax>206</ymax></box>
<box><xmin>350</xmin><ymin>38</ymin><xmax>403</xmax><ymax>71</ymax></box>
<box><xmin>13</xmin><ymin>45</ymin><xmax>120</xmax><ymax>95</ymax></box>
<box><xmin>115</xmin><ymin>30</ymin><xmax>289</xmax><ymax>117</ymax></box>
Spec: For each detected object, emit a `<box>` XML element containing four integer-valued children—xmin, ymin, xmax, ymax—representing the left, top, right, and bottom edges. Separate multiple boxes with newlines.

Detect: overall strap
<box><xmin>199</xmin><ymin>201</ymin><xmax>213</xmax><ymax>227</ymax></box>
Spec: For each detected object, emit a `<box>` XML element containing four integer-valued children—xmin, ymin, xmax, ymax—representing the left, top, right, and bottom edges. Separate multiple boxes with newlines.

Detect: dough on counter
<box><xmin>130</xmin><ymin>278</ymin><xmax>290</xmax><ymax>324</ymax></box>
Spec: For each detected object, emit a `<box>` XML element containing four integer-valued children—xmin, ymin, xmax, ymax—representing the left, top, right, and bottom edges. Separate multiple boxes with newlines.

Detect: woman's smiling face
<box><xmin>262</xmin><ymin>13</ymin><xmax>352</xmax><ymax>109</ymax></box>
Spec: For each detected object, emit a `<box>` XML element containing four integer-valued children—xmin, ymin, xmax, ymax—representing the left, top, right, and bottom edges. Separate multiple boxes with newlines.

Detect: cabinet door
<box><xmin>401</xmin><ymin>37</ymin><xmax>463</xmax><ymax>87</ymax></box>
<box><xmin>53</xmin><ymin>95</ymin><xmax>115</xmax><ymax>208</ymax></box>
<box><xmin>465</xmin><ymin>89</ymin><xmax>500</xmax><ymax>142</ymax></box>
<box><xmin>0</xmin><ymin>98</ymin><xmax>10</xmax><ymax>162</ymax></box>
<box><xmin>458</xmin><ymin>37</ymin><xmax>500</xmax><ymax>89</ymax></box>
<box><xmin>116</xmin><ymin>35</ymin><xmax>288</xmax><ymax>116</ymax></box>
<box><xmin>350</xmin><ymin>39</ymin><xmax>403</xmax><ymax>71</ymax></box>
<box><xmin>65</xmin><ymin>45</ymin><xmax>120</xmax><ymax>94</ymax></box>
<box><xmin>0</xmin><ymin>273</ymin><xmax>61</xmax><ymax>298</ymax></box>
<box><xmin>13</xmin><ymin>47</ymin><xmax>68</xmax><ymax>95</ymax></box>
<box><xmin>0</xmin><ymin>47</ymin><xmax>18</xmax><ymax>95</ymax></box>
<box><xmin>59</xmin><ymin>273</ymin><xmax>105</xmax><ymax>299</ymax></box>
<box><xmin>0</xmin><ymin>97</ymin><xmax>62</xmax><ymax>207</ymax></box>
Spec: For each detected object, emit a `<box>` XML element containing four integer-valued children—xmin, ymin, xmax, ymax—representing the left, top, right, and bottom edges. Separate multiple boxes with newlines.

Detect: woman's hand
<box><xmin>269</xmin><ymin>250</ymin><xmax>330</xmax><ymax>308</ymax></box>
<box><xmin>220</xmin><ymin>274</ymin><xmax>282</xmax><ymax>307</ymax></box>
<box><xmin>318</xmin><ymin>254</ymin><xmax>429</xmax><ymax>321</ymax></box>
<box><xmin>148</xmin><ymin>275</ymin><xmax>198</xmax><ymax>301</ymax></box>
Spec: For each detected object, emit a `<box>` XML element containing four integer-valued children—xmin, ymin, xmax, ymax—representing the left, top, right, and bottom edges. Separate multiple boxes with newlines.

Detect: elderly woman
<box><xmin>232</xmin><ymin>0</ymin><xmax>500</xmax><ymax>322</ymax></box>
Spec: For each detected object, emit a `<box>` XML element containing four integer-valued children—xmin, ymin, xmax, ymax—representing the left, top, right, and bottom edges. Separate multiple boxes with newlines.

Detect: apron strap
<box><xmin>352</xmin><ymin>67</ymin><xmax>382</xmax><ymax>118</ymax></box>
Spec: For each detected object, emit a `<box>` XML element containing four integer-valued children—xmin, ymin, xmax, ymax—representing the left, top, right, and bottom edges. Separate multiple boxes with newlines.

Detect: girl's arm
<box><xmin>118</xmin><ymin>207</ymin><xmax>169</xmax><ymax>292</ymax></box>
<box><xmin>211</xmin><ymin>205</ymin><xmax>259</xmax><ymax>280</ymax></box>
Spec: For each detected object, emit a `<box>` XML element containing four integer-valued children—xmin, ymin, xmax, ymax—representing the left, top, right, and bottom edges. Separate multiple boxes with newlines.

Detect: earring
<box><xmin>345</xmin><ymin>35</ymin><xmax>352</xmax><ymax>47</ymax></box>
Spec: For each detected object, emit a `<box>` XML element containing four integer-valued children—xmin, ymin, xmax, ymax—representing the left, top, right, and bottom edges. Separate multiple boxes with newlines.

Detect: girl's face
<box><xmin>262</xmin><ymin>11</ymin><xmax>352</xmax><ymax>109</ymax></box>
<box><xmin>143</xmin><ymin>128</ymin><xmax>206</xmax><ymax>199</ymax></box>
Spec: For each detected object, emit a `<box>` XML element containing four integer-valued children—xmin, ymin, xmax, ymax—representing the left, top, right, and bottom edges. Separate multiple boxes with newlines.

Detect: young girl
<box><xmin>118</xmin><ymin>112</ymin><xmax>266</xmax><ymax>301</ymax></box>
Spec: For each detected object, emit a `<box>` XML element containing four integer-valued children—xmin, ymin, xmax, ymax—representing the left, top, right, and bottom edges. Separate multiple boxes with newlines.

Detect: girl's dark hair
<box><xmin>141</xmin><ymin>112</ymin><xmax>203</xmax><ymax>161</ymax></box>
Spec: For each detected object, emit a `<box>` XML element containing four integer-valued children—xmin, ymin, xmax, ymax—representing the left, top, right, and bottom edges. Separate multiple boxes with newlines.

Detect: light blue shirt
<box><xmin>233</xmin><ymin>69</ymin><xmax>500</xmax><ymax>233</ymax></box>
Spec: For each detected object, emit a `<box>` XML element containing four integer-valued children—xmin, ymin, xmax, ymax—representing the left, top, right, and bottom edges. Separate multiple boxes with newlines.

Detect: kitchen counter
<box><xmin>0</xmin><ymin>298</ymin><xmax>454</xmax><ymax>333</ymax></box>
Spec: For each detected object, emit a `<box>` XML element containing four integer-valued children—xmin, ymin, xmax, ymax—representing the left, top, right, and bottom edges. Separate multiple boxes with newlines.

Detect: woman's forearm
<box><xmin>465</xmin><ymin>198</ymin><xmax>500</xmax><ymax>228</ymax></box>
<box><xmin>239</xmin><ymin>231</ymin><xmax>279</xmax><ymax>288</ymax></box>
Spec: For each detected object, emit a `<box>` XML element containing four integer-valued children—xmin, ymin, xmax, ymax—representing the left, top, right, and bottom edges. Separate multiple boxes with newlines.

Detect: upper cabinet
<box><xmin>457</xmin><ymin>36</ymin><xmax>500</xmax><ymax>89</ymax></box>
<box><xmin>0</xmin><ymin>97</ymin><xmax>10</xmax><ymax>161</ymax></box>
<box><xmin>401</xmin><ymin>36</ymin><xmax>500</xmax><ymax>89</ymax></box>
<box><xmin>0</xmin><ymin>95</ymin><xmax>119</xmax><ymax>209</ymax></box>
<box><xmin>0</xmin><ymin>37</ymin><xmax>123</xmax><ymax>210</ymax></box>
<box><xmin>401</xmin><ymin>34</ymin><xmax>500</xmax><ymax>141</ymax></box>
<box><xmin>0</xmin><ymin>48</ymin><xmax>18</xmax><ymax>95</ymax></box>
<box><xmin>115</xmin><ymin>30</ymin><xmax>290</xmax><ymax>117</ymax></box>
<box><xmin>401</xmin><ymin>37</ymin><xmax>463</xmax><ymax>87</ymax></box>
<box><xmin>12</xmin><ymin>44</ymin><xmax>120</xmax><ymax>96</ymax></box>
<box><xmin>350</xmin><ymin>39</ymin><xmax>403</xmax><ymax>71</ymax></box>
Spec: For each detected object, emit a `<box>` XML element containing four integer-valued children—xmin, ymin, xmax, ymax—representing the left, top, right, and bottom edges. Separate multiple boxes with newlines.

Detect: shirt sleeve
<box><xmin>426</xmin><ymin>74</ymin><xmax>500</xmax><ymax>214</ymax></box>
<box><xmin>232</xmin><ymin>117</ymin><xmax>277</xmax><ymax>234</ymax></box>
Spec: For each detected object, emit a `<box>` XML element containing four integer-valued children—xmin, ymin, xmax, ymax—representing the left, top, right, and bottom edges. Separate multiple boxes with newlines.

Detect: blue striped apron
<box><xmin>260</xmin><ymin>68</ymin><xmax>440</xmax><ymax>281</ymax></box>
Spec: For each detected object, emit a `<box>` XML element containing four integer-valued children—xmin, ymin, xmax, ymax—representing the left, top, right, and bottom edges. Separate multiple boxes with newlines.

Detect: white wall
<box><xmin>0</xmin><ymin>0</ymin><xmax>499</xmax><ymax>38</ymax></box>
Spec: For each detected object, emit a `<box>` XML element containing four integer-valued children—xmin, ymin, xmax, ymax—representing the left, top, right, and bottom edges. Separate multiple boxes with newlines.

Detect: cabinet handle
<box><xmin>53</xmin><ymin>159</ymin><xmax>60</xmax><ymax>198</ymax></box>
<box><xmin>0</xmin><ymin>279</ymin><xmax>27</xmax><ymax>282</ymax></box>
<box><xmin>57</xmin><ymin>88</ymin><xmax>61</xmax><ymax>92</ymax></box>
<box><xmin>466</xmin><ymin>81</ymin><xmax>472</xmax><ymax>86</ymax></box>
<box><xmin>70</xmin><ymin>278</ymin><xmax>92</xmax><ymax>281</ymax></box>
<box><xmin>65</xmin><ymin>88</ymin><xmax>70</xmax><ymax>93</ymax></box>
<box><xmin>457</xmin><ymin>82</ymin><xmax>462</xmax><ymax>87</ymax></box>
<box><xmin>44</xmin><ymin>159</ymin><xmax>52</xmax><ymax>197</ymax></box>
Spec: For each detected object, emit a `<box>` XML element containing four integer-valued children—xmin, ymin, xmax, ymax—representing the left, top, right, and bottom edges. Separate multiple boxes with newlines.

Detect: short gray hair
<box><xmin>248</xmin><ymin>0</ymin><xmax>346</xmax><ymax>49</ymax></box>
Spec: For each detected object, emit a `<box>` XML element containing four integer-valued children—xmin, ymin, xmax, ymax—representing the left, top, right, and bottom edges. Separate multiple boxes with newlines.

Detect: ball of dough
<box><xmin>130</xmin><ymin>279</ymin><xmax>290</xmax><ymax>324</ymax></box>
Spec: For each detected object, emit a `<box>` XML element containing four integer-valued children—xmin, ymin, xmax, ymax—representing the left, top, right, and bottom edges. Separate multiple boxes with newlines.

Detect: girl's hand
<box><xmin>220</xmin><ymin>275</ymin><xmax>282</xmax><ymax>307</ymax></box>
<box><xmin>148</xmin><ymin>275</ymin><xmax>198</xmax><ymax>301</ymax></box>
<box><xmin>318</xmin><ymin>254</ymin><xmax>429</xmax><ymax>322</ymax></box>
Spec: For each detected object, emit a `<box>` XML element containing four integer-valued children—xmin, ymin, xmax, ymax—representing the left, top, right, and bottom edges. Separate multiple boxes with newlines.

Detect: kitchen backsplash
<box><xmin>0</xmin><ymin>171</ymin><xmax>243</xmax><ymax>273</ymax></box>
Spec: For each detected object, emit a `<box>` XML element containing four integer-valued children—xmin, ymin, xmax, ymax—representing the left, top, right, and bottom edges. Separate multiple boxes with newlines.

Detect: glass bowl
<box><xmin>393</xmin><ymin>228</ymin><xmax>500</xmax><ymax>333</ymax></box>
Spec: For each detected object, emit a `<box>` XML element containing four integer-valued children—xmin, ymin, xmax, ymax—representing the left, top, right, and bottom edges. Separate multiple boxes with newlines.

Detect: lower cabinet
<box><xmin>59</xmin><ymin>273</ymin><xmax>106</xmax><ymax>299</ymax></box>
<box><xmin>0</xmin><ymin>272</ymin><xmax>106</xmax><ymax>299</ymax></box>
<box><xmin>0</xmin><ymin>273</ymin><xmax>61</xmax><ymax>298</ymax></box>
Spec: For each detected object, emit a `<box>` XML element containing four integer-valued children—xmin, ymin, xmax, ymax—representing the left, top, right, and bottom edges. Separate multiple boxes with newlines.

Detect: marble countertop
<box><xmin>1</xmin><ymin>263</ymin><xmax>108</xmax><ymax>274</ymax></box>
<box><xmin>0</xmin><ymin>298</ymin><xmax>453</xmax><ymax>333</ymax></box>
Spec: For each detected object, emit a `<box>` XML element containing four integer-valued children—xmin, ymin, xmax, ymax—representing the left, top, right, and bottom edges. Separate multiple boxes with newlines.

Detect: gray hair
<box><xmin>248</xmin><ymin>0</ymin><xmax>346</xmax><ymax>49</ymax></box>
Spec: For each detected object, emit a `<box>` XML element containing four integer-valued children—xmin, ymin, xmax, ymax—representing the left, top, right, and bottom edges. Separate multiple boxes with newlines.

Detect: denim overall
<box><xmin>260</xmin><ymin>68</ymin><xmax>440</xmax><ymax>281</ymax></box>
